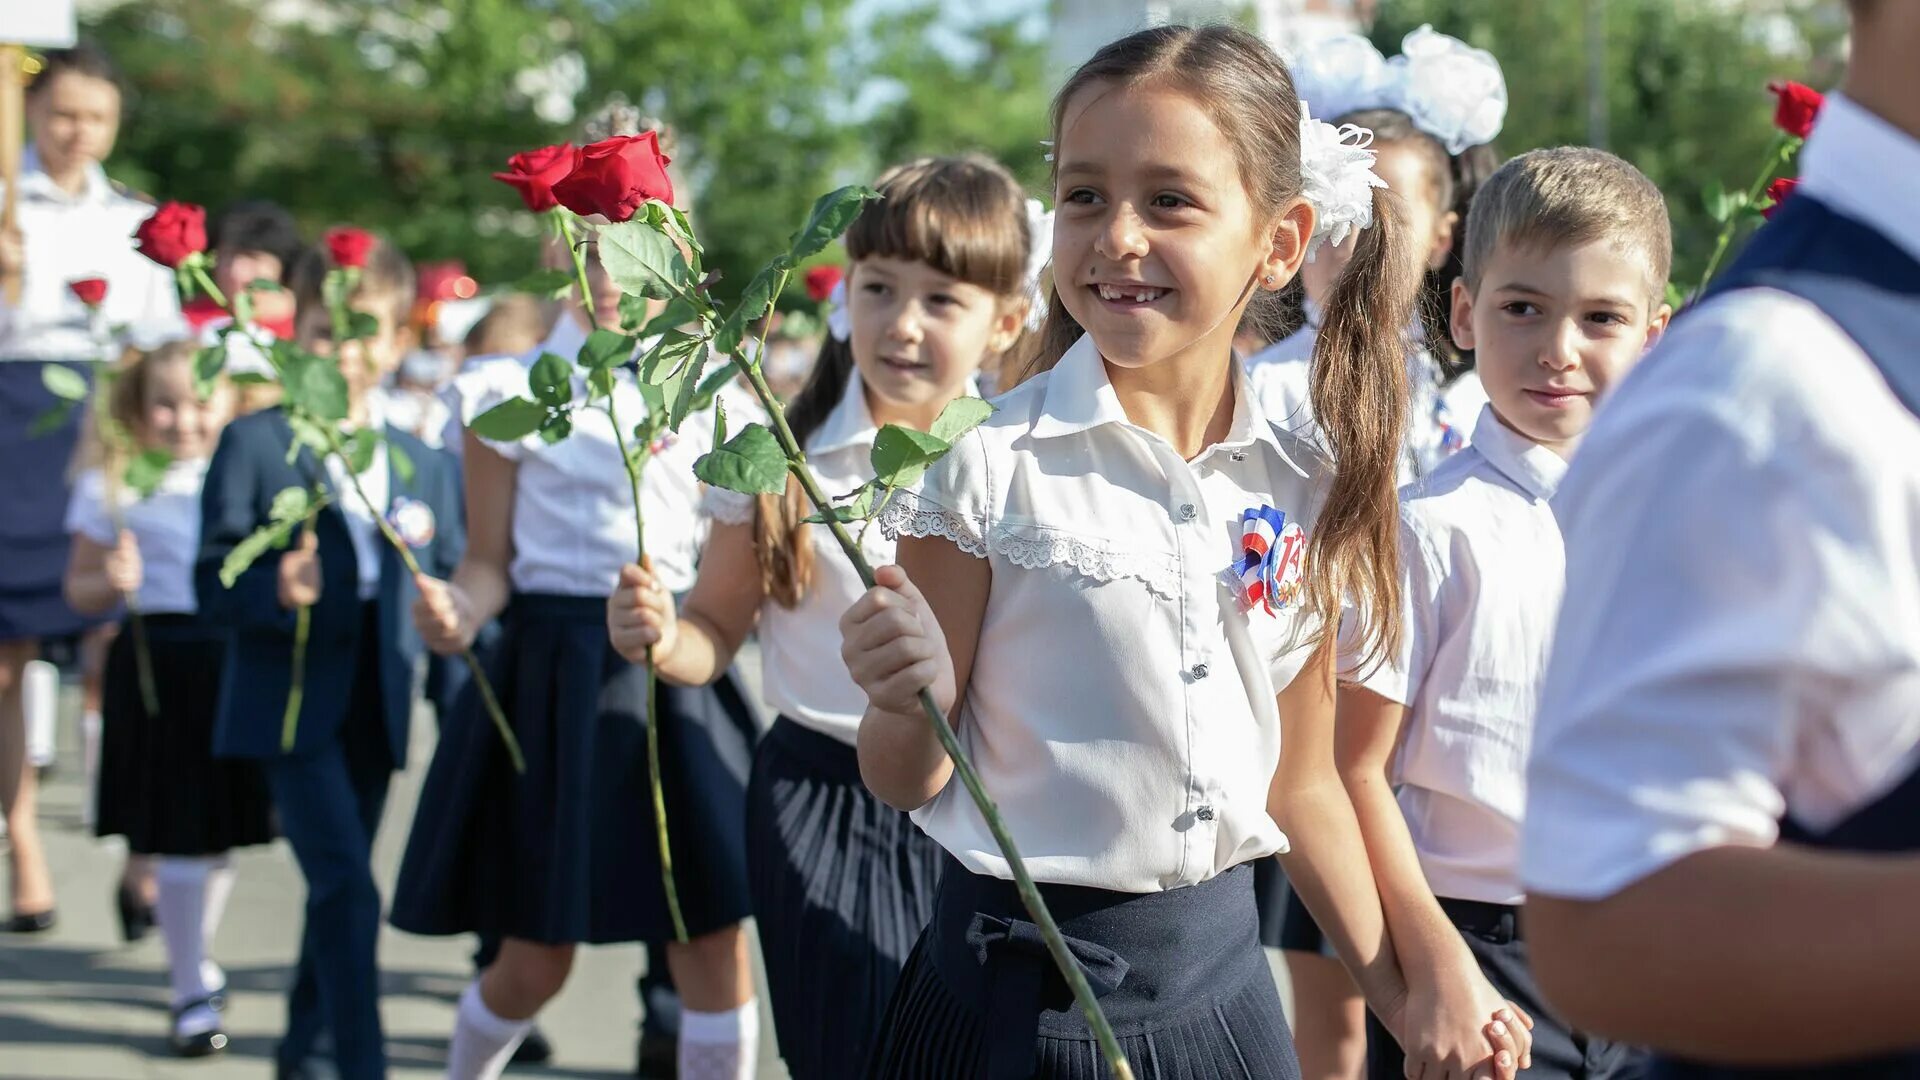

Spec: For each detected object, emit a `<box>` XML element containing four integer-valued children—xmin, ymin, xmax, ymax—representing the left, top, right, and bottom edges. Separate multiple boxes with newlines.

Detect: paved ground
<box><xmin>1</xmin><ymin>650</ymin><xmax>1293</xmax><ymax>1079</ymax></box>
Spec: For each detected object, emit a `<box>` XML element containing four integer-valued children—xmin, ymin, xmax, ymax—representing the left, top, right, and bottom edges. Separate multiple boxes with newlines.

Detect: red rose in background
<box><xmin>1762</xmin><ymin>177</ymin><xmax>1801</xmax><ymax>220</ymax></box>
<box><xmin>325</xmin><ymin>227</ymin><xmax>376</xmax><ymax>269</ymax></box>
<box><xmin>493</xmin><ymin>143</ymin><xmax>576</xmax><ymax>213</ymax></box>
<box><xmin>133</xmin><ymin>202</ymin><xmax>208</xmax><ymax>269</ymax></box>
<box><xmin>68</xmin><ymin>278</ymin><xmax>108</xmax><ymax>308</ymax></box>
<box><xmin>804</xmin><ymin>265</ymin><xmax>844</xmax><ymax>303</ymax></box>
<box><xmin>1767</xmin><ymin>81</ymin><xmax>1824</xmax><ymax>139</ymax></box>
<box><xmin>551</xmin><ymin>132</ymin><xmax>674</xmax><ymax>223</ymax></box>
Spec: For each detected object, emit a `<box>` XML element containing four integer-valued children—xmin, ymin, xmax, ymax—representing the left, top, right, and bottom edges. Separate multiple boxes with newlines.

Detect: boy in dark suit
<box><xmin>197</xmin><ymin>232</ymin><xmax>462</xmax><ymax>1080</ymax></box>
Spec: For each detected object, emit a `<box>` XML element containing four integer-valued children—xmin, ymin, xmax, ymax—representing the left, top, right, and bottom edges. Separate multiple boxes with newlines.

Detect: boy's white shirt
<box><xmin>1354</xmin><ymin>404</ymin><xmax>1566</xmax><ymax>905</ymax></box>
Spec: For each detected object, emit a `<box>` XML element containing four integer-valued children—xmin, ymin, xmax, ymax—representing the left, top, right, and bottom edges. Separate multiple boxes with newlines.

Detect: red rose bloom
<box><xmin>1762</xmin><ymin>177</ymin><xmax>1801</xmax><ymax>220</ymax></box>
<box><xmin>803</xmin><ymin>265</ymin><xmax>845</xmax><ymax>303</ymax></box>
<box><xmin>550</xmin><ymin>132</ymin><xmax>675</xmax><ymax>223</ymax></box>
<box><xmin>132</xmin><ymin>202</ymin><xmax>208</xmax><ymax>269</ymax></box>
<box><xmin>325</xmin><ymin>227</ymin><xmax>376</xmax><ymax>270</ymax></box>
<box><xmin>1768</xmin><ymin>81</ymin><xmax>1824</xmax><ymax>139</ymax></box>
<box><xmin>68</xmin><ymin>278</ymin><xmax>108</xmax><ymax>308</ymax></box>
<box><xmin>493</xmin><ymin>143</ymin><xmax>576</xmax><ymax>213</ymax></box>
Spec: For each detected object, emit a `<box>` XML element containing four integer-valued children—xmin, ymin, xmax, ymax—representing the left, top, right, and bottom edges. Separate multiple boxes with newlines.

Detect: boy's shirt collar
<box><xmin>1470</xmin><ymin>403</ymin><xmax>1567</xmax><ymax>502</ymax></box>
<box><xmin>1801</xmin><ymin>93</ymin><xmax>1920</xmax><ymax>266</ymax></box>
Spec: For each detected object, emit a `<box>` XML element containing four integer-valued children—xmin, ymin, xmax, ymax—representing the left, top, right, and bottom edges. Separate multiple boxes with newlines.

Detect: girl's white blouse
<box><xmin>881</xmin><ymin>334</ymin><xmax>1329</xmax><ymax>893</ymax></box>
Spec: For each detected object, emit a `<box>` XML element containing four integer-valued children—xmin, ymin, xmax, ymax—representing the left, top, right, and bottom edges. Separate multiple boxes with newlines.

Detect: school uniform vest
<box><xmin>1653</xmin><ymin>195</ymin><xmax>1920</xmax><ymax>1078</ymax></box>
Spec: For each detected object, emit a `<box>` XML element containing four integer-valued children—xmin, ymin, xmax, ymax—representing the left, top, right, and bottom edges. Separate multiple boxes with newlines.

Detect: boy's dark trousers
<box><xmin>268</xmin><ymin>604</ymin><xmax>394</xmax><ymax>1079</ymax></box>
<box><xmin>1366</xmin><ymin>899</ymin><xmax>1649</xmax><ymax>1080</ymax></box>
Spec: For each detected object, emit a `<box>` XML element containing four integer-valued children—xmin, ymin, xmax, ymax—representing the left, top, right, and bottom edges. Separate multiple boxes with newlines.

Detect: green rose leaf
<box><xmin>470</xmin><ymin>396</ymin><xmax>548</xmax><ymax>441</ymax></box>
<box><xmin>280</xmin><ymin>349</ymin><xmax>350</xmax><ymax>422</ymax></box>
<box><xmin>512</xmin><ymin>268</ymin><xmax>577</xmax><ymax>299</ymax></box>
<box><xmin>246</xmin><ymin>278</ymin><xmax>285</xmax><ymax>294</ymax></box>
<box><xmin>587</xmin><ymin>366</ymin><xmax>616</xmax><ymax>400</ymax></box>
<box><xmin>530</xmin><ymin>351</ymin><xmax>573</xmax><ymax>406</ymax></box>
<box><xmin>789</xmin><ymin>185</ymin><xmax>884</xmax><ymax>262</ymax></box>
<box><xmin>638</xmin><ymin>331</ymin><xmax>703</xmax><ymax>385</ymax></box>
<box><xmin>388</xmin><ymin>440</ymin><xmax>415</xmax><ymax>486</ymax></box>
<box><xmin>694</xmin><ymin>423</ymin><xmax>789</xmax><ymax>495</ymax></box>
<box><xmin>538</xmin><ymin>411</ymin><xmax>574</xmax><ymax>446</ymax></box>
<box><xmin>578</xmin><ymin>329</ymin><xmax>632</xmax><ymax>370</ymax></box>
<box><xmin>668</xmin><ymin>344</ymin><xmax>710</xmax><ymax>432</ymax></box>
<box><xmin>230</xmin><ymin>371</ymin><xmax>273</xmax><ymax>387</ymax></box>
<box><xmin>670</xmin><ymin>207</ymin><xmax>705</xmax><ymax>263</ymax></box>
<box><xmin>637</xmin><ymin>380</ymin><xmax>667</xmax><ymax>415</ymax></box>
<box><xmin>40</xmin><ymin>364</ymin><xmax>88</xmax><ymax>402</ymax></box>
<box><xmin>712</xmin><ymin>395</ymin><xmax>727</xmax><ymax>449</ymax></box>
<box><xmin>124</xmin><ymin>448</ymin><xmax>174</xmax><ymax>500</ymax></box>
<box><xmin>341</xmin><ymin>428</ymin><xmax>379</xmax><ymax>475</ymax></box>
<box><xmin>598</xmin><ymin>219</ymin><xmax>688</xmax><ymax>302</ymax></box>
<box><xmin>346</xmin><ymin>310</ymin><xmax>381</xmax><ymax>343</ymax></box>
<box><xmin>28</xmin><ymin>400</ymin><xmax>75</xmax><ymax>437</ymax></box>
<box><xmin>929</xmin><ymin>397</ymin><xmax>995</xmax><ymax>445</ymax></box>
<box><xmin>870</xmin><ymin>424</ymin><xmax>950</xmax><ymax>489</ymax></box>
<box><xmin>802</xmin><ymin>482</ymin><xmax>876</xmax><ymax>525</ymax></box>
<box><xmin>636</xmin><ymin>295</ymin><xmax>703</xmax><ymax>339</ymax></box>
<box><xmin>194</xmin><ymin>344</ymin><xmax>227</xmax><ymax>396</ymax></box>
<box><xmin>220</xmin><ymin>486</ymin><xmax>329</xmax><ymax>587</ymax></box>
<box><xmin>713</xmin><ymin>265</ymin><xmax>782</xmax><ymax>360</ymax></box>
<box><xmin>689</xmin><ymin>363</ymin><xmax>735</xmax><ymax>414</ymax></box>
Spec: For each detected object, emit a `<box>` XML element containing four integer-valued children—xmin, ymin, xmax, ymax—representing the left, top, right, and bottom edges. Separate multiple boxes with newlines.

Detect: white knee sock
<box><xmin>678</xmin><ymin>1001</ymin><xmax>759</xmax><ymax>1080</ymax></box>
<box><xmin>154</xmin><ymin>858</ymin><xmax>216</xmax><ymax>1008</ymax></box>
<box><xmin>446</xmin><ymin>981</ymin><xmax>532</xmax><ymax>1080</ymax></box>
<box><xmin>201</xmin><ymin>855</ymin><xmax>234</xmax><ymax>993</ymax></box>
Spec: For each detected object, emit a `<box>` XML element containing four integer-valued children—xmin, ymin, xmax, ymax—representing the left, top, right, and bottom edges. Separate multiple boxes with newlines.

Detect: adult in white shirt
<box><xmin>1521</xmin><ymin>4</ymin><xmax>1920</xmax><ymax>1070</ymax></box>
<box><xmin>0</xmin><ymin>43</ymin><xmax>182</xmax><ymax>934</ymax></box>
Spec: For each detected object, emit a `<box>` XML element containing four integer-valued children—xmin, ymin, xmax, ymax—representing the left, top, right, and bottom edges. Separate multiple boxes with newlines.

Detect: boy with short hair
<box><xmin>1335</xmin><ymin>147</ymin><xmax>1673</xmax><ymax>1080</ymax></box>
<box><xmin>197</xmin><ymin>232</ymin><xmax>461</xmax><ymax>1080</ymax></box>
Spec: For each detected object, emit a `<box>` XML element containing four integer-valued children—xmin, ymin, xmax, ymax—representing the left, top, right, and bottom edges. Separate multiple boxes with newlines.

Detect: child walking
<box><xmin>64</xmin><ymin>341</ymin><xmax>272</xmax><ymax>1056</ymax></box>
<box><xmin>607</xmin><ymin>155</ymin><xmax>1038</xmax><ymax>1079</ymax></box>
<box><xmin>840</xmin><ymin>25</ymin><xmax>1528</xmax><ymax>1080</ymax></box>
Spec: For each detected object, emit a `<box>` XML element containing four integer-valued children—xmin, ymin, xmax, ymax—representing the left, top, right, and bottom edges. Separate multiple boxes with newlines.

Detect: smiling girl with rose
<box><xmin>838</xmin><ymin>25</ymin><xmax>1529</xmax><ymax>1079</ymax></box>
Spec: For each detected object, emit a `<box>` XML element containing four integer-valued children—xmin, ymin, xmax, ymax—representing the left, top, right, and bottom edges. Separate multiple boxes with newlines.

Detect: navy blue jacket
<box><xmin>196</xmin><ymin>407</ymin><xmax>463</xmax><ymax>763</ymax></box>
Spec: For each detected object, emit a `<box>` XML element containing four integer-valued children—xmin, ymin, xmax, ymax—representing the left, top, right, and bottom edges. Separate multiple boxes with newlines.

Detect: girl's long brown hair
<box><xmin>755</xmin><ymin>155</ymin><xmax>1033</xmax><ymax>607</ymax></box>
<box><xmin>1023</xmin><ymin>24</ymin><xmax>1422</xmax><ymax>667</ymax></box>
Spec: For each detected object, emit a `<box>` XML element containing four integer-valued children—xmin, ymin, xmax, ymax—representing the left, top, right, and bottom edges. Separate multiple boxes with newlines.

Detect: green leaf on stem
<box><xmin>280</xmin><ymin>349</ymin><xmax>350</xmax><ymax>422</ymax></box>
<box><xmin>530</xmin><ymin>351</ymin><xmax>574</xmax><ymax>406</ymax></box>
<box><xmin>694</xmin><ymin>423</ymin><xmax>790</xmax><ymax>495</ymax></box>
<box><xmin>470</xmin><ymin>396</ymin><xmax>548</xmax><ymax>441</ymax></box>
<box><xmin>1704</xmin><ymin>179</ymin><xmax>1731</xmax><ymax>224</ymax></box>
<box><xmin>802</xmin><ymin>482</ymin><xmax>877</xmax><ymax>525</ymax></box>
<box><xmin>871</xmin><ymin>425</ymin><xmax>951</xmax><ymax>489</ymax></box>
<box><xmin>689</xmin><ymin>363</ymin><xmax>737</xmax><ymax>414</ymax></box>
<box><xmin>637</xmin><ymin>380</ymin><xmax>667</xmax><ymax>415</ymax></box>
<box><xmin>1665</xmin><ymin>282</ymin><xmax>1689</xmax><ymax>312</ymax></box>
<box><xmin>247</xmin><ymin>278</ymin><xmax>285</xmax><ymax>294</ymax></box>
<box><xmin>230</xmin><ymin>371</ymin><xmax>273</xmax><ymax>387</ymax></box>
<box><xmin>670</xmin><ymin>207</ymin><xmax>704</xmax><ymax>262</ymax></box>
<box><xmin>668</xmin><ymin>344</ymin><xmax>710</xmax><ymax>432</ymax></box>
<box><xmin>389</xmin><ymin>440</ymin><xmax>415</xmax><ymax>485</ymax></box>
<box><xmin>638</xmin><ymin>332</ymin><xmax>704</xmax><ymax>385</ymax></box>
<box><xmin>598</xmin><ymin>220</ymin><xmax>689</xmax><ymax>302</ymax></box>
<box><xmin>578</xmin><ymin>329</ymin><xmax>632</xmax><ymax>370</ymax></box>
<box><xmin>587</xmin><ymin>366</ymin><xmax>616</xmax><ymax>400</ymax></box>
<box><xmin>538</xmin><ymin>412</ymin><xmax>574</xmax><ymax>446</ymax></box>
<box><xmin>194</xmin><ymin>344</ymin><xmax>227</xmax><ymax>396</ymax></box>
<box><xmin>348</xmin><ymin>310</ymin><xmax>380</xmax><ymax>343</ymax></box>
<box><xmin>713</xmin><ymin>265</ymin><xmax>783</xmax><ymax>359</ymax></box>
<box><xmin>512</xmin><ymin>268</ymin><xmax>577</xmax><ymax>299</ymax></box>
<box><xmin>929</xmin><ymin>397</ymin><xmax>995</xmax><ymax>445</ymax></box>
<box><xmin>220</xmin><ymin>486</ymin><xmax>329</xmax><ymax>587</ymax></box>
<box><xmin>341</xmin><ymin>428</ymin><xmax>378</xmax><ymax>476</ymax></box>
<box><xmin>789</xmin><ymin>185</ymin><xmax>884</xmax><ymax>261</ymax></box>
<box><xmin>28</xmin><ymin>400</ymin><xmax>75</xmax><ymax>437</ymax></box>
<box><xmin>639</xmin><ymin>296</ymin><xmax>705</xmax><ymax>340</ymax></box>
<box><xmin>40</xmin><ymin>364</ymin><xmax>88</xmax><ymax>402</ymax></box>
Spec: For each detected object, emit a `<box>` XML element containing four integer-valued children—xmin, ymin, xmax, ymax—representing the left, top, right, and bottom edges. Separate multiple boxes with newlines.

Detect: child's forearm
<box><xmin>650</xmin><ymin>609</ymin><xmax>735</xmax><ymax>688</ymax></box>
<box><xmin>1273</xmin><ymin>777</ymin><xmax>1409</xmax><ymax>1012</ymax></box>
<box><xmin>450</xmin><ymin>557</ymin><xmax>511</xmax><ymax>630</ymax></box>
<box><xmin>856</xmin><ymin>703</ymin><xmax>953</xmax><ymax>812</ymax></box>
<box><xmin>64</xmin><ymin>563</ymin><xmax>122</xmax><ymax>616</ymax></box>
<box><xmin>1340</xmin><ymin>762</ymin><xmax>1479</xmax><ymax>979</ymax></box>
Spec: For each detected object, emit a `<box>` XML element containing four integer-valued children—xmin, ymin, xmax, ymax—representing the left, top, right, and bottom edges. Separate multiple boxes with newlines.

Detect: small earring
<box><xmin>1263</xmin><ymin>274</ymin><xmax>1275</xmax><ymax>285</ymax></box>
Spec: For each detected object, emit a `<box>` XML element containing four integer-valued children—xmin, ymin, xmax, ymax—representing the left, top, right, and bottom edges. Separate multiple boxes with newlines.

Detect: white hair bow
<box><xmin>1290</xmin><ymin>25</ymin><xmax>1508</xmax><ymax>156</ymax></box>
<box><xmin>1299</xmin><ymin>103</ymin><xmax>1388</xmax><ymax>256</ymax></box>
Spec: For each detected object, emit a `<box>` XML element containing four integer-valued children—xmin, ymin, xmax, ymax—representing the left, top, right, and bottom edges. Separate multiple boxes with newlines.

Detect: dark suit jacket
<box><xmin>196</xmin><ymin>406</ymin><xmax>463</xmax><ymax>763</ymax></box>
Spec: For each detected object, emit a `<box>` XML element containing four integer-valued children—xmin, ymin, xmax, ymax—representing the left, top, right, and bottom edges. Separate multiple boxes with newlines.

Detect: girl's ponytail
<box><xmin>1308</xmin><ymin>187</ymin><xmax>1419</xmax><ymax>669</ymax></box>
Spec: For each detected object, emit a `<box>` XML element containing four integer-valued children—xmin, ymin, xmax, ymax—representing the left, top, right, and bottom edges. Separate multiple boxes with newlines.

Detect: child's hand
<box><xmin>104</xmin><ymin>531</ymin><xmax>143</xmax><ymax>595</ymax></box>
<box><xmin>1381</xmin><ymin>966</ymin><xmax>1532</xmax><ymax>1080</ymax></box>
<box><xmin>838</xmin><ymin>565</ymin><xmax>955</xmax><ymax>717</ymax></box>
<box><xmin>411</xmin><ymin>573</ymin><xmax>475</xmax><ymax>656</ymax></box>
<box><xmin>278</xmin><ymin>530</ymin><xmax>322</xmax><ymax>609</ymax></box>
<box><xmin>606</xmin><ymin>559</ymin><xmax>675</xmax><ymax>664</ymax></box>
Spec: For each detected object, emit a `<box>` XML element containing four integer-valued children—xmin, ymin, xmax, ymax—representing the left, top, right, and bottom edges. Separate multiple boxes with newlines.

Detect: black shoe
<box><xmin>169</xmin><ymin>998</ymin><xmax>229</xmax><ymax>1058</ymax></box>
<box><xmin>116</xmin><ymin>884</ymin><xmax>155</xmax><ymax>943</ymax></box>
<box><xmin>5</xmin><ymin>909</ymin><xmax>55</xmax><ymax>933</ymax></box>
<box><xmin>512</xmin><ymin>1024</ymin><xmax>554</xmax><ymax>1065</ymax></box>
<box><xmin>636</xmin><ymin>1031</ymin><xmax>677</xmax><ymax>1078</ymax></box>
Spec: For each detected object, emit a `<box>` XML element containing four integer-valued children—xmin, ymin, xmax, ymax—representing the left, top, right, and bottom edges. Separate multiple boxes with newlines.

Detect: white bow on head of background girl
<box><xmin>828</xmin><ymin>197</ymin><xmax>1056</xmax><ymax>342</ymax></box>
<box><xmin>1289</xmin><ymin>25</ymin><xmax>1508</xmax><ymax>157</ymax></box>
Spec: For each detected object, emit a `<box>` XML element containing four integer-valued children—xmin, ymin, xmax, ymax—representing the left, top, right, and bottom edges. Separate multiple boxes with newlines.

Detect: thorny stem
<box><xmin>1693</xmin><ymin>133</ymin><xmax>1793</xmax><ymax>301</ymax></box>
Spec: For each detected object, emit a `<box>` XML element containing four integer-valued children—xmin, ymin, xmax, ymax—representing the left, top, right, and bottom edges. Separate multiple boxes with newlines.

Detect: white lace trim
<box><xmin>702</xmin><ymin>486</ymin><xmax>756</xmax><ymax>526</ymax></box>
<box><xmin>878</xmin><ymin>491</ymin><xmax>1179</xmax><ymax>598</ymax></box>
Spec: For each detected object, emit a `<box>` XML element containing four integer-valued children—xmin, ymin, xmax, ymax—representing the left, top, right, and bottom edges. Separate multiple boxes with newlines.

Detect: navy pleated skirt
<box><xmin>748</xmin><ymin>716</ymin><xmax>944</xmax><ymax>1080</ymax></box>
<box><xmin>390</xmin><ymin>593</ymin><xmax>758</xmax><ymax>945</ymax></box>
<box><xmin>95</xmin><ymin>615</ymin><xmax>276</xmax><ymax>855</ymax></box>
<box><xmin>0</xmin><ymin>359</ymin><xmax>98</xmax><ymax>642</ymax></box>
<box><xmin>865</xmin><ymin>857</ymin><xmax>1301</xmax><ymax>1080</ymax></box>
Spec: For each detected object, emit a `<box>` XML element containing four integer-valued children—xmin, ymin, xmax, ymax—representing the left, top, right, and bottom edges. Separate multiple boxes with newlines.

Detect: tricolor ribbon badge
<box><xmin>387</xmin><ymin>496</ymin><xmax>437</xmax><ymax>549</ymax></box>
<box><xmin>1232</xmin><ymin>505</ymin><xmax>1307</xmax><ymax>616</ymax></box>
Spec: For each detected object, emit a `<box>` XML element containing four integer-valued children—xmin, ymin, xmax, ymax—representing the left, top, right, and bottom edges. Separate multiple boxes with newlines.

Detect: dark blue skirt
<box><xmin>865</xmin><ymin>857</ymin><xmax>1300</xmax><ymax>1079</ymax></box>
<box><xmin>749</xmin><ymin>716</ymin><xmax>944</xmax><ymax>1080</ymax></box>
<box><xmin>0</xmin><ymin>359</ymin><xmax>98</xmax><ymax>641</ymax></box>
<box><xmin>95</xmin><ymin>614</ymin><xmax>276</xmax><ymax>855</ymax></box>
<box><xmin>390</xmin><ymin>593</ymin><xmax>758</xmax><ymax>945</ymax></box>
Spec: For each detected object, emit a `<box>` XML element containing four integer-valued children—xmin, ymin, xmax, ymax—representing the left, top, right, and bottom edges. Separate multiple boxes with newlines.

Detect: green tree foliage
<box><xmin>1368</xmin><ymin>0</ymin><xmax>1846</xmax><ymax>285</ymax></box>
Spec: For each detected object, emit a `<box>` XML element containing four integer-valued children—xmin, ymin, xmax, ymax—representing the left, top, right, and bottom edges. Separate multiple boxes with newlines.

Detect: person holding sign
<box><xmin>0</xmin><ymin>42</ymin><xmax>180</xmax><ymax>933</ymax></box>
